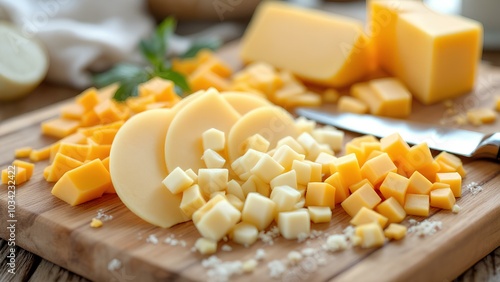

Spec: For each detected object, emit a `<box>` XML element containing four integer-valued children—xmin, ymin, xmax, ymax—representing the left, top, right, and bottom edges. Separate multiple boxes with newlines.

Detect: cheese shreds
<box><xmin>255</xmin><ymin>248</ymin><xmax>266</xmax><ymax>261</ymax></box>
<box><xmin>146</xmin><ymin>234</ymin><xmax>159</xmax><ymax>245</ymax></box>
<box><xmin>466</xmin><ymin>181</ymin><xmax>483</xmax><ymax>195</ymax></box>
<box><xmin>95</xmin><ymin>208</ymin><xmax>113</xmax><ymax>221</ymax></box>
<box><xmin>323</xmin><ymin>234</ymin><xmax>349</xmax><ymax>252</ymax></box>
<box><xmin>258</xmin><ymin>226</ymin><xmax>280</xmax><ymax>245</ymax></box>
<box><xmin>268</xmin><ymin>260</ymin><xmax>287</xmax><ymax>278</ymax></box>
<box><xmin>408</xmin><ymin>219</ymin><xmax>442</xmax><ymax>236</ymax></box>
<box><xmin>107</xmin><ymin>258</ymin><xmax>122</xmax><ymax>271</ymax></box>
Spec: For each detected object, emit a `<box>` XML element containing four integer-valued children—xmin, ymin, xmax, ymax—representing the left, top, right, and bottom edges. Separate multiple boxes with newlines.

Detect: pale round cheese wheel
<box><xmin>227</xmin><ymin>106</ymin><xmax>299</xmax><ymax>163</ymax></box>
<box><xmin>221</xmin><ymin>91</ymin><xmax>273</xmax><ymax>115</ymax></box>
<box><xmin>110</xmin><ymin>109</ymin><xmax>189</xmax><ymax>228</ymax></box>
<box><xmin>165</xmin><ymin>89</ymin><xmax>241</xmax><ymax>172</ymax></box>
<box><xmin>0</xmin><ymin>22</ymin><xmax>49</xmax><ymax>100</ymax></box>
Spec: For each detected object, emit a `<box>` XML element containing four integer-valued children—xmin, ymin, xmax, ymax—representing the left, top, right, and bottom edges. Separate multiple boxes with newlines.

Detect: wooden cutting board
<box><xmin>1</xmin><ymin>42</ymin><xmax>499</xmax><ymax>282</ymax></box>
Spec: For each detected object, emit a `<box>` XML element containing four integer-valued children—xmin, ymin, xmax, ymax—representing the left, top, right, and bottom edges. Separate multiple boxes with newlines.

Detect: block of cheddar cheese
<box><xmin>241</xmin><ymin>1</ymin><xmax>372</xmax><ymax>88</ymax></box>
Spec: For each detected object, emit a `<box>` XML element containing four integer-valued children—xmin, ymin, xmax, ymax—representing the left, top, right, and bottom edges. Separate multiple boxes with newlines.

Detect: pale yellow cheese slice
<box><xmin>110</xmin><ymin>109</ymin><xmax>189</xmax><ymax>228</ymax></box>
<box><xmin>221</xmin><ymin>91</ymin><xmax>273</xmax><ymax>115</ymax></box>
<box><xmin>227</xmin><ymin>106</ymin><xmax>299</xmax><ymax>163</ymax></box>
<box><xmin>165</xmin><ymin>90</ymin><xmax>241</xmax><ymax>172</ymax></box>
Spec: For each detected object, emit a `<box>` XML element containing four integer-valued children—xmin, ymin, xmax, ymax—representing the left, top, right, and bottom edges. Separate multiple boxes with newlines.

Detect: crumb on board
<box><xmin>90</xmin><ymin>218</ymin><xmax>103</xmax><ymax>228</ymax></box>
<box><xmin>108</xmin><ymin>258</ymin><xmax>122</xmax><ymax>271</ymax></box>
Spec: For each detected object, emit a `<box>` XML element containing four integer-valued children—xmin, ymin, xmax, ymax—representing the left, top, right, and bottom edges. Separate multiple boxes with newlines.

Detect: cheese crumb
<box><xmin>242</xmin><ymin>259</ymin><xmax>258</xmax><ymax>273</ymax></box>
<box><xmin>268</xmin><ymin>260</ymin><xmax>287</xmax><ymax>278</ymax></box>
<box><xmin>287</xmin><ymin>251</ymin><xmax>303</xmax><ymax>265</ymax></box>
<box><xmin>146</xmin><ymin>234</ymin><xmax>159</xmax><ymax>245</ymax></box>
<box><xmin>95</xmin><ymin>209</ymin><xmax>113</xmax><ymax>221</ymax></box>
<box><xmin>258</xmin><ymin>226</ymin><xmax>280</xmax><ymax>245</ymax></box>
<box><xmin>323</xmin><ymin>234</ymin><xmax>348</xmax><ymax>252</ymax></box>
<box><xmin>255</xmin><ymin>248</ymin><xmax>266</xmax><ymax>261</ymax></box>
<box><xmin>408</xmin><ymin>219</ymin><xmax>442</xmax><ymax>236</ymax></box>
<box><xmin>301</xmin><ymin>248</ymin><xmax>316</xmax><ymax>257</ymax></box>
<box><xmin>221</xmin><ymin>244</ymin><xmax>233</xmax><ymax>252</ymax></box>
<box><xmin>107</xmin><ymin>258</ymin><xmax>121</xmax><ymax>271</ymax></box>
<box><xmin>452</xmin><ymin>204</ymin><xmax>461</xmax><ymax>214</ymax></box>
<box><xmin>466</xmin><ymin>181</ymin><xmax>483</xmax><ymax>195</ymax></box>
<box><xmin>90</xmin><ymin>218</ymin><xmax>103</xmax><ymax>228</ymax></box>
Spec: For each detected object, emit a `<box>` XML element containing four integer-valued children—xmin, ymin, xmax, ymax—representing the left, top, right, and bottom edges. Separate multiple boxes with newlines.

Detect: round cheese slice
<box><xmin>110</xmin><ymin>109</ymin><xmax>189</xmax><ymax>228</ymax></box>
<box><xmin>0</xmin><ymin>23</ymin><xmax>49</xmax><ymax>100</ymax></box>
<box><xmin>165</xmin><ymin>89</ymin><xmax>241</xmax><ymax>172</ymax></box>
<box><xmin>227</xmin><ymin>106</ymin><xmax>299</xmax><ymax>162</ymax></box>
<box><xmin>221</xmin><ymin>91</ymin><xmax>273</xmax><ymax>115</ymax></box>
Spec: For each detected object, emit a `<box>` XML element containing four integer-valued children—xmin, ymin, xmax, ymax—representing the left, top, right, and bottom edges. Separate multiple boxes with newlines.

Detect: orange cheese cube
<box><xmin>375</xmin><ymin>197</ymin><xmax>406</xmax><ymax>224</ymax></box>
<box><xmin>355</xmin><ymin>222</ymin><xmax>385</xmax><ymax>248</ymax></box>
<box><xmin>384</xmin><ymin>223</ymin><xmax>407</xmax><ymax>240</ymax></box>
<box><xmin>368</xmin><ymin>78</ymin><xmax>412</xmax><ymax>118</ymax></box>
<box><xmin>404</xmin><ymin>194</ymin><xmax>430</xmax><ymax>217</ymax></box>
<box><xmin>78</xmin><ymin>121</ymin><xmax>124</xmax><ymax>137</ymax></box>
<box><xmin>341</xmin><ymin>184</ymin><xmax>381</xmax><ymax>217</ymax></box>
<box><xmin>305</xmin><ymin>182</ymin><xmax>336</xmax><ymax>209</ymax></box>
<box><xmin>349</xmin><ymin>179</ymin><xmax>373</xmax><ymax>193</ymax></box>
<box><xmin>330</xmin><ymin>153</ymin><xmax>362</xmax><ymax>188</ymax></box>
<box><xmin>51</xmin><ymin>159</ymin><xmax>111</xmax><ymax>206</ymax></box>
<box><xmin>60</xmin><ymin>103</ymin><xmax>86</xmax><ymax>120</ymax></box>
<box><xmin>14</xmin><ymin>147</ymin><xmax>32</xmax><ymax>158</ymax></box>
<box><xmin>46</xmin><ymin>153</ymin><xmax>83</xmax><ymax>182</ymax></box>
<box><xmin>430</xmin><ymin>182</ymin><xmax>451</xmax><ymax>192</ymax></box>
<box><xmin>76</xmin><ymin>87</ymin><xmax>100</xmax><ymax>111</ymax></box>
<box><xmin>434</xmin><ymin>151</ymin><xmax>466</xmax><ymax>177</ymax></box>
<box><xmin>406</xmin><ymin>142</ymin><xmax>433</xmax><ymax>169</ymax></box>
<box><xmin>407</xmin><ymin>171</ymin><xmax>433</xmax><ymax>195</ymax></box>
<box><xmin>189</xmin><ymin>69</ymin><xmax>230</xmax><ymax>92</ymax></box>
<box><xmin>11</xmin><ymin>160</ymin><xmax>35</xmax><ymax>179</ymax></box>
<box><xmin>430</xmin><ymin>188</ymin><xmax>456</xmax><ymax>210</ymax></box>
<box><xmin>89</xmin><ymin>129</ymin><xmax>117</xmax><ymax>145</ymax></box>
<box><xmin>323</xmin><ymin>88</ymin><xmax>340</xmax><ymax>103</ymax></box>
<box><xmin>139</xmin><ymin>77</ymin><xmax>177</xmax><ymax>100</ymax></box>
<box><xmin>80</xmin><ymin>110</ymin><xmax>100</xmax><ymax>127</ymax></box>
<box><xmin>338</xmin><ymin>96</ymin><xmax>368</xmax><ymax>114</ymax></box>
<box><xmin>435</xmin><ymin>172</ymin><xmax>462</xmax><ymax>197</ymax></box>
<box><xmin>1</xmin><ymin>167</ymin><xmax>27</xmax><ymax>185</ymax></box>
<box><xmin>417</xmin><ymin>160</ymin><xmax>440</xmax><ymax>182</ymax></box>
<box><xmin>379</xmin><ymin>172</ymin><xmax>410</xmax><ymax>206</ymax></box>
<box><xmin>56</xmin><ymin>143</ymin><xmax>89</xmax><ymax>162</ymax></box>
<box><xmin>380</xmin><ymin>132</ymin><xmax>410</xmax><ymax>161</ymax></box>
<box><xmin>41</xmin><ymin>118</ymin><xmax>81</xmax><ymax>139</ymax></box>
<box><xmin>240</xmin><ymin>2</ymin><xmax>372</xmax><ymax>88</ymax></box>
<box><xmin>29</xmin><ymin>146</ymin><xmax>51</xmax><ymax>162</ymax></box>
<box><xmin>324</xmin><ymin>172</ymin><xmax>350</xmax><ymax>204</ymax></box>
<box><xmin>94</xmin><ymin>100</ymin><xmax>126</xmax><ymax>124</ymax></box>
<box><xmin>85</xmin><ymin>144</ymin><xmax>111</xmax><ymax>161</ymax></box>
<box><xmin>360</xmin><ymin>152</ymin><xmax>397</xmax><ymax>186</ymax></box>
<box><xmin>350</xmin><ymin>207</ymin><xmax>388</xmax><ymax>228</ymax></box>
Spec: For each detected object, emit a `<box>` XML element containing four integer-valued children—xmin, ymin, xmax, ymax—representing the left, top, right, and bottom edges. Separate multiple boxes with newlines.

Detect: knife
<box><xmin>296</xmin><ymin>108</ymin><xmax>500</xmax><ymax>161</ymax></box>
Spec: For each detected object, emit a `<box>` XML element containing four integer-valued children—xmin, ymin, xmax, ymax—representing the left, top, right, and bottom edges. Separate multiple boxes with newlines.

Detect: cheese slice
<box><xmin>165</xmin><ymin>89</ymin><xmax>241</xmax><ymax>172</ymax></box>
<box><xmin>221</xmin><ymin>91</ymin><xmax>272</xmax><ymax>115</ymax></box>
<box><xmin>227</xmin><ymin>106</ymin><xmax>299</xmax><ymax>163</ymax></box>
<box><xmin>110</xmin><ymin>109</ymin><xmax>189</xmax><ymax>228</ymax></box>
<box><xmin>0</xmin><ymin>23</ymin><xmax>49</xmax><ymax>100</ymax></box>
<box><xmin>240</xmin><ymin>1</ymin><xmax>372</xmax><ymax>88</ymax></box>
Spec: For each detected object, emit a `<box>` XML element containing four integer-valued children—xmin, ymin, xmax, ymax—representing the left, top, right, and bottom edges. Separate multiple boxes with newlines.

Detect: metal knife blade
<box><xmin>296</xmin><ymin>108</ymin><xmax>493</xmax><ymax>158</ymax></box>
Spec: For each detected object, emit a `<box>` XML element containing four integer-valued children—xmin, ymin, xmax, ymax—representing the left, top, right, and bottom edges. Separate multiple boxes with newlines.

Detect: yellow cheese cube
<box><xmin>232</xmin><ymin>149</ymin><xmax>264</xmax><ymax>175</ymax></box>
<box><xmin>292</xmin><ymin>160</ymin><xmax>314</xmax><ymax>186</ymax></box>
<box><xmin>278</xmin><ymin>209</ymin><xmax>310</xmax><ymax>240</ymax></box>
<box><xmin>242</xmin><ymin>192</ymin><xmax>276</xmax><ymax>230</ymax></box>
<box><xmin>417</xmin><ymin>160</ymin><xmax>440</xmax><ymax>182</ymax></box>
<box><xmin>351</xmin><ymin>82</ymin><xmax>381</xmax><ymax>115</ymax></box>
<box><xmin>79</xmin><ymin>110</ymin><xmax>99</xmax><ymax>127</ymax></box>
<box><xmin>324</xmin><ymin>172</ymin><xmax>350</xmax><ymax>204</ymax></box>
<box><xmin>430</xmin><ymin>188</ymin><xmax>456</xmax><ymax>210</ymax></box>
<box><xmin>41</xmin><ymin>118</ymin><xmax>81</xmax><ymax>139</ymax></box>
<box><xmin>242</xmin><ymin>134</ymin><xmax>270</xmax><ymax>153</ymax></box>
<box><xmin>315</xmin><ymin>152</ymin><xmax>337</xmax><ymax>175</ymax></box>
<box><xmin>250</xmin><ymin>154</ymin><xmax>285</xmax><ymax>183</ymax></box>
<box><xmin>350</xmin><ymin>207</ymin><xmax>388</xmax><ymax>228</ymax></box>
<box><xmin>368</xmin><ymin>78</ymin><xmax>412</xmax><ymax>118</ymax></box>
<box><xmin>202</xmin><ymin>149</ymin><xmax>226</xmax><ymax>169</ymax></box>
<box><xmin>375</xmin><ymin>197</ymin><xmax>406</xmax><ymax>224</ymax></box>
<box><xmin>180</xmin><ymin>184</ymin><xmax>206</xmax><ymax>218</ymax></box>
<box><xmin>345</xmin><ymin>142</ymin><xmax>365</xmax><ymax>166</ymax></box>
<box><xmin>1</xmin><ymin>167</ymin><xmax>27</xmax><ymax>185</ymax></box>
<box><xmin>307</xmin><ymin>206</ymin><xmax>332</xmax><ymax>223</ymax></box>
<box><xmin>241</xmin><ymin>2</ymin><xmax>372</xmax><ymax>88</ymax></box>
<box><xmin>407</xmin><ymin>171</ymin><xmax>433</xmax><ymax>195</ymax></box>
<box><xmin>380</xmin><ymin>133</ymin><xmax>410</xmax><ymax>161</ymax></box>
<box><xmin>323</xmin><ymin>88</ymin><xmax>340</xmax><ymax>103</ymax></box>
<box><xmin>46</xmin><ymin>153</ymin><xmax>83</xmax><ymax>182</ymax></box>
<box><xmin>435</xmin><ymin>172</ymin><xmax>462</xmax><ymax>197</ymax></box>
<box><xmin>338</xmin><ymin>96</ymin><xmax>369</xmax><ymax>114</ymax></box>
<box><xmin>304</xmin><ymin>160</ymin><xmax>322</xmax><ymax>182</ymax></box>
<box><xmin>305</xmin><ymin>182</ymin><xmax>336</xmax><ymax>209</ymax></box>
<box><xmin>241</xmin><ymin>175</ymin><xmax>258</xmax><ymax>196</ymax></box>
<box><xmin>294</xmin><ymin>116</ymin><xmax>316</xmax><ymax>134</ymax></box>
<box><xmin>312</xmin><ymin>128</ymin><xmax>344</xmax><ymax>152</ymax></box>
<box><xmin>404</xmin><ymin>194</ymin><xmax>430</xmax><ymax>217</ymax></box>
<box><xmin>78</xmin><ymin>120</ymin><xmax>124</xmax><ymax>137</ymax></box>
<box><xmin>230</xmin><ymin>222</ymin><xmax>259</xmax><ymax>246</ymax></box>
<box><xmin>270</xmin><ymin>170</ymin><xmax>297</xmax><ymax>190</ymax></box>
<box><xmin>85</xmin><ymin>144</ymin><xmax>111</xmax><ymax>161</ymax></box>
<box><xmin>282</xmin><ymin>92</ymin><xmax>323</xmax><ymax>109</ymax></box>
<box><xmin>349</xmin><ymin>179</ymin><xmax>373</xmax><ymax>193</ymax></box>
<box><xmin>360</xmin><ymin>152</ymin><xmax>397</xmax><ymax>186</ymax></box>
<box><xmin>296</xmin><ymin>132</ymin><xmax>322</xmax><ymax>160</ymax></box>
<box><xmin>341</xmin><ymin>184</ymin><xmax>381</xmax><ymax>217</ymax></box>
<box><xmin>330</xmin><ymin>153</ymin><xmax>362</xmax><ymax>188</ymax></box>
<box><xmin>29</xmin><ymin>146</ymin><xmax>51</xmax><ymax>162</ymax></box>
<box><xmin>467</xmin><ymin>108</ymin><xmax>496</xmax><ymax>125</ymax></box>
<box><xmin>163</xmin><ymin>167</ymin><xmax>195</xmax><ymax>195</ymax></box>
<box><xmin>277</xmin><ymin>136</ymin><xmax>305</xmax><ymax>155</ymax></box>
<box><xmin>193</xmin><ymin>196</ymin><xmax>241</xmax><ymax>241</ymax></box>
<box><xmin>93</xmin><ymin>99</ymin><xmax>126</xmax><ymax>124</ymax></box>
<box><xmin>11</xmin><ymin>160</ymin><xmax>35</xmax><ymax>179</ymax></box>
<box><xmin>226</xmin><ymin>180</ymin><xmax>245</xmax><ymax>201</ymax></box>
<box><xmin>396</xmin><ymin>13</ymin><xmax>482</xmax><ymax>104</ymax></box>
<box><xmin>90</xmin><ymin>218</ymin><xmax>103</xmax><ymax>228</ymax></box>
<box><xmin>430</xmin><ymin>182</ymin><xmax>451</xmax><ymax>192</ymax></box>
<box><xmin>384</xmin><ymin>223</ymin><xmax>407</xmax><ymax>240</ymax></box>
<box><xmin>272</xmin><ymin>145</ymin><xmax>306</xmax><ymax>171</ymax></box>
<box><xmin>194</xmin><ymin>237</ymin><xmax>217</xmax><ymax>255</ymax></box>
<box><xmin>198</xmin><ymin>168</ymin><xmax>228</xmax><ymax>197</ymax></box>
<box><xmin>51</xmin><ymin>159</ymin><xmax>110</xmax><ymax>206</ymax></box>
<box><xmin>274</xmin><ymin>83</ymin><xmax>305</xmax><ymax>105</ymax></box>
<box><xmin>76</xmin><ymin>87</ymin><xmax>100</xmax><ymax>110</ymax></box>
<box><xmin>406</xmin><ymin>142</ymin><xmax>433</xmax><ymax>169</ymax></box>
<box><xmin>434</xmin><ymin>151</ymin><xmax>466</xmax><ymax>178</ymax></box>
<box><xmin>355</xmin><ymin>222</ymin><xmax>385</xmax><ymax>248</ymax></box>
<box><xmin>271</xmin><ymin>185</ymin><xmax>302</xmax><ymax>212</ymax></box>
<box><xmin>202</xmin><ymin>128</ymin><xmax>226</xmax><ymax>152</ymax></box>
<box><xmin>361</xmin><ymin>142</ymin><xmax>382</xmax><ymax>163</ymax></box>
<box><xmin>14</xmin><ymin>147</ymin><xmax>32</xmax><ymax>158</ymax></box>
<box><xmin>379</xmin><ymin>172</ymin><xmax>410</xmax><ymax>206</ymax></box>
<box><xmin>227</xmin><ymin>194</ymin><xmax>244</xmax><ymax>211</ymax></box>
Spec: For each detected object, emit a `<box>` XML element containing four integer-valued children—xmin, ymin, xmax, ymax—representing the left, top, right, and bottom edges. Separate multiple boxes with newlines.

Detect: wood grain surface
<box><xmin>1</xmin><ymin>42</ymin><xmax>500</xmax><ymax>282</ymax></box>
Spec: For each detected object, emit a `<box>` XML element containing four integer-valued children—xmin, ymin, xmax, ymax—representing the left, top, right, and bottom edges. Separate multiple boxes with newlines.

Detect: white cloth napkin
<box><xmin>0</xmin><ymin>0</ymin><xmax>154</xmax><ymax>89</ymax></box>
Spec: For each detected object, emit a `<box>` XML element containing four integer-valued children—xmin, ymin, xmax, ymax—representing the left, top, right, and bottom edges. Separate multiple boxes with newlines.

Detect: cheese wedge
<box><xmin>241</xmin><ymin>1</ymin><xmax>372</xmax><ymax>88</ymax></box>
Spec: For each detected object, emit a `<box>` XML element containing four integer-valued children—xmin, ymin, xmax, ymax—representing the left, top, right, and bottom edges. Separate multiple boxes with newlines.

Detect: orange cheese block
<box><xmin>241</xmin><ymin>1</ymin><xmax>372</xmax><ymax>88</ymax></box>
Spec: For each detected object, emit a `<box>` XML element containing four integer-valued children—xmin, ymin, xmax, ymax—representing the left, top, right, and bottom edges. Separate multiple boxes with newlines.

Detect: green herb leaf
<box><xmin>139</xmin><ymin>17</ymin><xmax>176</xmax><ymax>70</ymax></box>
<box><xmin>93</xmin><ymin>64</ymin><xmax>147</xmax><ymax>88</ymax></box>
<box><xmin>156</xmin><ymin>69</ymin><xmax>190</xmax><ymax>94</ymax></box>
<box><xmin>181</xmin><ymin>38</ymin><xmax>222</xmax><ymax>58</ymax></box>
